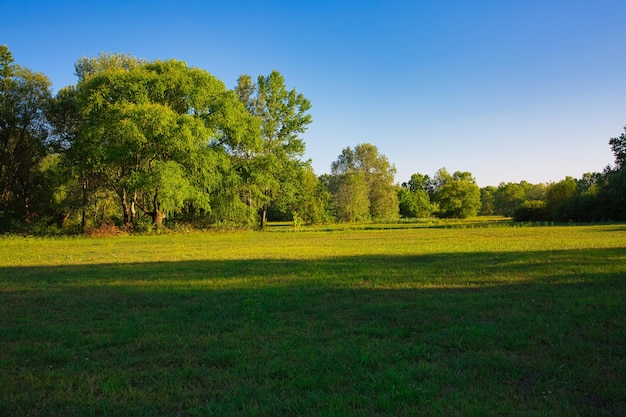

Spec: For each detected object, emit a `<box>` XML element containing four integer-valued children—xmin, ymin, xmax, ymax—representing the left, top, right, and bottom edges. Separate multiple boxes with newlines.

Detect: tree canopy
<box><xmin>609</xmin><ymin>126</ymin><xmax>626</xmax><ymax>170</ymax></box>
<box><xmin>1</xmin><ymin>44</ymin><xmax>625</xmax><ymax>233</ymax></box>
<box><xmin>330</xmin><ymin>143</ymin><xmax>399</xmax><ymax>221</ymax></box>
<box><xmin>0</xmin><ymin>45</ymin><xmax>52</xmax><ymax>222</ymax></box>
<box><xmin>69</xmin><ymin>57</ymin><xmax>253</xmax><ymax>227</ymax></box>
<box><xmin>234</xmin><ymin>70</ymin><xmax>313</xmax><ymax>228</ymax></box>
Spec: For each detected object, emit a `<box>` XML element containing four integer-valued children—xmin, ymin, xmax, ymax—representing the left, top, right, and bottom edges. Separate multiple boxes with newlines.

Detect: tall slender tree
<box><xmin>0</xmin><ymin>45</ymin><xmax>52</xmax><ymax>222</ymax></box>
<box><xmin>235</xmin><ymin>70</ymin><xmax>312</xmax><ymax>228</ymax></box>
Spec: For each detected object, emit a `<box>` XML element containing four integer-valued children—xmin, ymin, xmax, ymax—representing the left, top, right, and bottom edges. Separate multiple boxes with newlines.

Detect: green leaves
<box><xmin>330</xmin><ymin>144</ymin><xmax>399</xmax><ymax>221</ymax></box>
<box><xmin>435</xmin><ymin>171</ymin><xmax>482</xmax><ymax>219</ymax></box>
<box><xmin>609</xmin><ymin>126</ymin><xmax>626</xmax><ymax>169</ymax></box>
<box><xmin>4</xmin><ymin>48</ymin><xmax>321</xmax><ymax>230</ymax></box>
<box><xmin>0</xmin><ymin>44</ymin><xmax>14</xmax><ymax>78</ymax></box>
<box><xmin>0</xmin><ymin>48</ymin><xmax>52</xmax><ymax>220</ymax></box>
<box><xmin>71</xmin><ymin>55</ymin><xmax>254</xmax><ymax>227</ymax></box>
<box><xmin>232</xmin><ymin>70</ymin><xmax>313</xmax><ymax>228</ymax></box>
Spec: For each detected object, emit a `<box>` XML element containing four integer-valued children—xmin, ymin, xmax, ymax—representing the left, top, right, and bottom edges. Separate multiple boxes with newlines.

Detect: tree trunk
<box><xmin>120</xmin><ymin>188</ymin><xmax>133</xmax><ymax>227</ymax></box>
<box><xmin>151</xmin><ymin>192</ymin><xmax>165</xmax><ymax>228</ymax></box>
<box><xmin>130</xmin><ymin>192</ymin><xmax>137</xmax><ymax>224</ymax></box>
<box><xmin>23</xmin><ymin>195</ymin><xmax>31</xmax><ymax>222</ymax></box>
<box><xmin>152</xmin><ymin>209</ymin><xmax>166</xmax><ymax>228</ymax></box>
<box><xmin>58</xmin><ymin>210</ymin><xmax>71</xmax><ymax>228</ymax></box>
<box><xmin>260</xmin><ymin>202</ymin><xmax>268</xmax><ymax>229</ymax></box>
<box><xmin>81</xmin><ymin>177</ymin><xmax>88</xmax><ymax>232</ymax></box>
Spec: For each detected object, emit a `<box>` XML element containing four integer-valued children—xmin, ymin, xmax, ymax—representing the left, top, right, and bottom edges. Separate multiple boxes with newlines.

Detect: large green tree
<box><xmin>479</xmin><ymin>185</ymin><xmax>496</xmax><ymax>215</ymax></box>
<box><xmin>72</xmin><ymin>55</ymin><xmax>252</xmax><ymax>228</ymax></box>
<box><xmin>0</xmin><ymin>45</ymin><xmax>52</xmax><ymax>223</ymax></box>
<box><xmin>399</xmin><ymin>173</ymin><xmax>434</xmax><ymax>218</ymax></box>
<box><xmin>46</xmin><ymin>85</ymin><xmax>86</xmax><ymax>228</ymax></box>
<box><xmin>292</xmin><ymin>165</ymin><xmax>331</xmax><ymax>225</ymax></box>
<box><xmin>493</xmin><ymin>181</ymin><xmax>532</xmax><ymax>217</ymax></box>
<box><xmin>331</xmin><ymin>170</ymin><xmax>371</xmax><ymax>222</ymax></box>
<box><xmin>405</xmin><ymin>173</ymin><xmax>434</xmax><ymax>198</ymax></box>
<box><xmin>398</xmin><ymin>186</ymin><xmax>433</xmax><ymax>218</ymax></box>
<box><xmin>597</xmin><ymin>128</ymin><xmax>626</xmax><ymax>220</ymax></box>
<box><xmin>331</xmin><ymin>143</ymin><xmax>398</xmax><ymax>221</ymax></box>
<box><xmin>545</xmin><ymin>176</ymin><xmax>577</xmax><ymax>220</ymax></box>
<box><xmin>235</xmin><ymin>71</ymin><xmax>312</xmax><ymax>228</ymax></box>
<box><xmin>434</xmin><ymin>170</ymin><xmax>481</xmax><ymax>218</ymax></box>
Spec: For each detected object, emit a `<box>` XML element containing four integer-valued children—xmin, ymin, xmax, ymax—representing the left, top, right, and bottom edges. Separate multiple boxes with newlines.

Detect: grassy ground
<box><xmin>1</xmin><ymin>222</ymin><xmax>625</xmax><ymax>416</ymax></box>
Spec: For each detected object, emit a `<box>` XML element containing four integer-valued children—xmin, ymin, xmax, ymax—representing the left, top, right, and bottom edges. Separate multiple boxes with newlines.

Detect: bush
<box><xmin>133</xmin><ymin>216</ymin><xmax>155</xmax><ymax>234</ymax></box>
<box><xmin>513</xmin><ymin>200</ymin><xmax>548</xmax><ymax>222</ymax></box>
<box><xmin>557</xmin><ymin>194</ymin><xmax>603</xmax><ymax>222</ymax></box>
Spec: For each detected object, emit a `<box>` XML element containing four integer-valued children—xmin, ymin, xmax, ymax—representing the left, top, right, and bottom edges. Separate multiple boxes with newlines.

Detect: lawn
<box><xmin>1</xmin><ymin>223</ymin><xmax>625</xmax><ymax>416</ymax></box>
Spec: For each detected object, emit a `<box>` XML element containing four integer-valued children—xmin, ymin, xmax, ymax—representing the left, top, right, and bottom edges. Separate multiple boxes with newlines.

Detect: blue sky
<box><xmin>3</xmin><ymin>0</ymin><xmax>625</xmax><ymax>186</ymax></box>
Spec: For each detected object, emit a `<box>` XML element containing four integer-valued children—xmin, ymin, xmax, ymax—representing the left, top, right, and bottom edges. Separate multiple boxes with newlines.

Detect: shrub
<box><xmin>513</xmin><ymin>200</ymin><xmax>548</xmax><ymax>222</ymax></box>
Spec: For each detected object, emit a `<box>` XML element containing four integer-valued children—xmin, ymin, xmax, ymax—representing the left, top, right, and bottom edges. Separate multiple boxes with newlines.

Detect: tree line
<box><xmin>1</xmin><ymin>45</ymin><xmax>625</xmax><ymax>234</ymax></box>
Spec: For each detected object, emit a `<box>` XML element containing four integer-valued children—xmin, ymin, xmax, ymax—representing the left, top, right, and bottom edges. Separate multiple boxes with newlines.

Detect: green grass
<box><xmin>1</xmin><ymin>223</ymin><xmax>625</xmax><ymax>416</ymax></box>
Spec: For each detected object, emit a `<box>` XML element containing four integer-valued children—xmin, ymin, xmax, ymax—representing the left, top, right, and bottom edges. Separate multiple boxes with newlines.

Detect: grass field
<box><xmin>1</xmin><ymin>222</ymin><xmax>625</xmax><ymax>416</ymax></box>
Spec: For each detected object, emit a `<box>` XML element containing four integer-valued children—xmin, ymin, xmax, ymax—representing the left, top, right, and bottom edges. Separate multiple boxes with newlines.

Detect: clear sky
<box><xmin>3</xmin><ymin>0</ymin><xmax>625</xmax><ymax>186</ymax></box>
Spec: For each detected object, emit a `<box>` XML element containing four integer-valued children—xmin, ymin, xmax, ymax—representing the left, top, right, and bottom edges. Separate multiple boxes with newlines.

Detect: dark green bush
<box><xmin>513</xmin><ymin>200</ymin><xmax>548</xmax><ymax>222</ymax></box>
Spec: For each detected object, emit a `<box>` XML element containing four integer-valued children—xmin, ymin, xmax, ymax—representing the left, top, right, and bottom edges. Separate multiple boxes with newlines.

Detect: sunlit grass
<box><xmin>1</xmin><ymin>222</ymin><xmax>625</xmax><ymax>416</ymax></box>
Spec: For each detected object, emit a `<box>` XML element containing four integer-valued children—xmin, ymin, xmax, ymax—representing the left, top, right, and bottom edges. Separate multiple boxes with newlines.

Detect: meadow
<box><xmin>1</xmin><ymin>221</ymin><xmax>625</xmax><ymax>416</ymax></box>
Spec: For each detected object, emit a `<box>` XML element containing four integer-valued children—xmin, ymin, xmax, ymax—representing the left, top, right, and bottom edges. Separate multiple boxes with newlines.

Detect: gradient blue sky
<box><xmin>3</xmin><ymin>0</ymin><xmax>625</xmax><ymax>186</ymax></box>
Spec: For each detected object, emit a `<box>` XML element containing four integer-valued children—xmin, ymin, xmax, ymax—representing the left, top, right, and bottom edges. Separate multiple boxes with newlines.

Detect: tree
<box><xmin>234</xmin><ymin>70</ymin><xmax>312</xmax><ymax>228</ymax></box>
<box><xmin>602</xmin><ymin>167</ymin><xmax>626</xmax><ymax>220</ymax></box>
<box><xmin>47</xmin><ymin>84</ymin><xmax>93</xmax><ymax>229</ymax></box>
<box><xmin>405</xmin><ymin>173</ymin><xmax>434</xmax><ymax>198</ymax></box>
<box><xmin>399</xmin><ymin>173</ymin><xmax>434</xmax><ymax>218</ymax></box>
<box><xmin>545</xmin><ymin>177</ymin><xmax>577</xmax><ymax>221</ymax></box>
<box><xmin>72</xmin><ymin>56</ymin><xmax>250</xmax><ymax>228</ymax></box>
<box><xmin>0</xmin><ymin>45</ymin><xmax>52</xmax><ymax>223</ymax></box>
<box><xmin>27</xmin><ymin>153</ymin><xmax>84</xmax><ymax>228</ymax></box>
<box><xmin>47</xmin><ymin>85</ymin><xmax>95</xmax><ymax>230</ymax></box>
<box><xmin>527</xmin><ymin>183</ymin><xmax>547</xmax><ymax>201</ymax></box>
<box><xmin>331</xmin><ymin>143</ymin><xmax>398</xmax><ymax>220</ymax></box>
<box><xmin>577</xmin><ymin>172</ymin><xmax>602</xmax><ymax>194</ymax></box>
<box><xmin>493</xmin><ymin>182</ymin><xmax>529</xmax><ymax>217</ymax></box>
<box><xmin>479</xmin><ymin>186</ymin><xmax>496</xmax><ymax>215</ymax></box>
<box><xmin>434</xmin><ymin>170</ymin><xmax>481</xmax><ymax>218</ymax></box>
<box><xmin>0</xmin><ymin>45</ymin><xmax>13</xmax><ymax>78</ymax></box>
<box><xmin>431</xmin><ymin>167</ymin><xmax>453</xmax><ymax>197</ymax></box>
<box><xmin>398</xmin><ymin>186</ymin><xmax>433</xmax><ymax>218</ymax></box>
<box><xmin>513</xmin><ymin>200</ymin><xmax>548</xmax><ymax>222</ymax></box>
<box><xmin>599</xmin><ymin>126</ymin><xmax>626</xmax><ymax>220</ymax></box>
<box><xmin>74</xmin><ymin>52</ymin><xmax>146</xmax><ymax>83</ymax></box>
<box><xmin>609</xmin><ymin>126</ymin><xmax>626</xmax><ymax>169</ymax></box>
<box><xmin>332</xmin><ymin>170</ymin><xmax>370</xmax><ymax>222</ymax></box>
<box><xmin>291</xmin><ymin>165</ymin><xmax>331</xmax><ymax>225</ymax></box>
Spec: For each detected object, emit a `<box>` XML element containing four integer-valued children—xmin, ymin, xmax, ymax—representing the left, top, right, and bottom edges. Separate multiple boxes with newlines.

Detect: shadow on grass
<box><xmin>2</xmin><ymin>246</ymin><xmax>626</xmax><ymax>288</ymax></box>
<box><xmin>1</xmin><ymin>248</ymin><xmax>625</xmax><ymax>416</ymax></box>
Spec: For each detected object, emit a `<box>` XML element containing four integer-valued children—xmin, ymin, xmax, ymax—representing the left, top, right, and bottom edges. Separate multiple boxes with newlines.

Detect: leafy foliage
<box><xmin>398</xmin><ymin>187</ymin><xmax>433</xmax><ymax>218</ymax></box>
<box><xmin>1</xmin><ymin>44</ymin><xmax>626</xmax><ymax>232</ymax></box>
<box><xmin>435</xmin><ymin>171</ymin><xmax>482</xmax><ymax>218</ymax></box>
<box><xmin>0</xmin><ymin>45</ymin><xmax>52</xmax><ymax>224</ymax></box>
<box><xmin>234</xmin><ymin>70</ymin><xmax>313</xmax><ymax>228</ymax></box>
<box><xmin>331</xmin><ymin>143</ymin><xmax>399</xmax><ymax>221</ymax></box>
<box><xmin>331</xmin><ymin>170</ymin><xmax>371</xmax><ymax>222</ymax></box>
<box><xmin>609</xmin><ymin>126</ymin><xmax>626</xmax><ymax>169</ymax></box>
<box><xmin>72</xmin><ymin>58</ymin><xmax>236</xmax><ymax>227</ymax></box>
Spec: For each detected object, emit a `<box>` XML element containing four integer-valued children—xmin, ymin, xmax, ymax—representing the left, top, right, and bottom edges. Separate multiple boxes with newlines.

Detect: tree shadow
<box><xmin>1</xmin><ymin>248</ymin><xmax>625</xmax><ymax>416</ymax></box>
